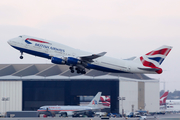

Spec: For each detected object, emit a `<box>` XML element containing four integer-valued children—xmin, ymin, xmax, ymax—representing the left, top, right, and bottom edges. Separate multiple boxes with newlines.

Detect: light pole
<box><xmin>118</xmin><ymin>97</ymin><xmax>125</xmax><ymax>116</ymax></box>
<box><xmin>2</xmin><ymin>97</ymin><xmax>10</xmax><ymax>116</ymax></box>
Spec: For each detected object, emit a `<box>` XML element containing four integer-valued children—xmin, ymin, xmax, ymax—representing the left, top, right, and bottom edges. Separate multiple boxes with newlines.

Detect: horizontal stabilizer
<box><xmin>124</xmin><ymin>56</ymin><xmax>136</xmax><ymax>60</ymax></box>
<box><xmin>138</xmin><ymin>67</ymin><xmax>161</xmax><ymax>71</ymax></box>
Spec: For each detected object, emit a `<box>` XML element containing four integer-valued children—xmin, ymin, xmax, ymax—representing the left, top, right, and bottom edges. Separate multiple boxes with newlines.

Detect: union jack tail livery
<box><xmin>134</xmin><ymin>45</ymin><xmax>172</xmax><ymax>74</ymax></box>
<box><xmin>160</xmin><ymin>91</ymin><xmax>169</xmax><ymax>105</ymax></box>
<box><xmin>88</xmin><ymin>92</ymin><xmax>102</xmax><ymax>107</ymax></box>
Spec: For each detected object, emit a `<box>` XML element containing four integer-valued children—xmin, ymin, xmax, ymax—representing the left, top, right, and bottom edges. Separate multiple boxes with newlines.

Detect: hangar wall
<box><xmin>145</xmin><ymin>81</ymin><xmax>159</xmax><ymax>112</ymax></box>
<box><xmin>0</xmin><ymin>81</ymin><xmax>22</xmax><ymax>114</ymax></box>
<box><xmin>119</xmin><ymin>79</ymin><xmax>159</xmax><ymax>114</ymax></box>
<box><xmin>119</xmin><ymin>80</ymin><xmax>138</xmax><ymax>114</ymax></box>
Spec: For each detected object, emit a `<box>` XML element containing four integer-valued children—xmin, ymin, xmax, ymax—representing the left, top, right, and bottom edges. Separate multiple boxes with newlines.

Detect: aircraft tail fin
<box><xmin>100</xmin><ymin>96</ymin><xmax>111</xmax><ymax>107</ymax></box>
<box><xmin>160</xmin><ymin>91</ymin><xmax>169</xmax><ymax>105</ymax></box>
<box><xmin>134</xmin><ymin>45</ymin><xmax>172</xmax><ymax>74</ymax></box>
<box><xmin>88</xmin><ymin>92</ymin><xmax>102</xmax><ymax>107</ymax></box>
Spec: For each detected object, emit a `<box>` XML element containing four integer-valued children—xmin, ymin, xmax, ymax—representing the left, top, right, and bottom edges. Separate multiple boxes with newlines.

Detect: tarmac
<box><xmin>1</xmin><ymin>114</ymin><xmax>180</xmax><ymax>120</ymax></box>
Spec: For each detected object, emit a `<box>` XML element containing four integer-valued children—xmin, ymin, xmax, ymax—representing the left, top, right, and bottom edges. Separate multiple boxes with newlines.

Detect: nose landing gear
<box><xmin>20</xmin><ymin>51</ymin><xmax>23</xmax><ymax>59</ymax></box>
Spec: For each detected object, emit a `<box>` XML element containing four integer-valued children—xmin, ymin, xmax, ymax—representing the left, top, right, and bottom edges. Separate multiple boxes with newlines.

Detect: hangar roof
<box><xmin>0</xmin><ymin>64</ymin><xmax>154</xmax><ymax>81</ymax></box>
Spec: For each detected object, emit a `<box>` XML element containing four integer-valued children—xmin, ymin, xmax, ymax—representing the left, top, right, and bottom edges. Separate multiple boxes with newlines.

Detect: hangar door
<box><xmin>23</xmin><ymin>80</ymin><xmax>119</xmax><ymax>113</ymax></box>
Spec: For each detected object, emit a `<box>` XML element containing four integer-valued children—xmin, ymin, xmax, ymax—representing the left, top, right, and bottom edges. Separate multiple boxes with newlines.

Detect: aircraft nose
<box><xmin>7</xmin><ymin>39</ymin><xmax>13</xmax><ymax>45</ymax></box>
<box><xmin>7</xmin><ymin>37</ymin><xmax>21</xmax><ymax>45</ymax></box>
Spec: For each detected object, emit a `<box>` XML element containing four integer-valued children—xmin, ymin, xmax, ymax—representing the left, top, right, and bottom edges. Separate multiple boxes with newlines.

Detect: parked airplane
<box><xmin>166</xmin><ymin>99</ymin><xmax>180</xmax><ymax>111</ymax></box>
<box><xmin>8</xmin><ymin>35</ymin><xmax>172</xmax><ymax>74</ymax></box>
<box><xmin>159</xmin><ymin>91</ymin><xmax>169</xmax><ymax>110</ymax></box>
<box><xmin>37</xmin><ymin>92</ymin><xmax>102</xmax><ymax>117</ymax></box>
<box><xmin>160</xmin><ymin>91</ymin><xmax>169</xmax><ymax>105</ymax></box>
<box><xmin>159</xmin><ymin>91</ymin><xmax>180</xmax><ymax>111</ymax></box>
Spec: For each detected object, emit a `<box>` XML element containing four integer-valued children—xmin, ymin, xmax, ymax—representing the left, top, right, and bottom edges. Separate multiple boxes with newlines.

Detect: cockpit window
<box><xmin>19</xmin><ymin>36</ymin><xmax>22</xmax><ymax>38</ymax></box>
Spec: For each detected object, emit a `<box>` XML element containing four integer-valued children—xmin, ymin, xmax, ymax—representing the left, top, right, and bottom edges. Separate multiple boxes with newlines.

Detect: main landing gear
<box><xmin>69</xmin><ymin>66</ymin><xmax>75</xmax><ymax>73</ymax></box>
<box><xmin>69</xmin><ymin>66</ymin><xmax>86</xmax><ymax>74</ymax></box>
<box><xmin>20</xmin><ymin>51</ymin><xmax>23</xmax><ymax>59</ymax></box>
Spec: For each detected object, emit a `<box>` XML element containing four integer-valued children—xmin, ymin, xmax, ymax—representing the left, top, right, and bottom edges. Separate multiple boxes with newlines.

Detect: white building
<box><xmin>0</xmin><ymin>64</ymin><xmax>159</xmax><ymax>115</ymax></box>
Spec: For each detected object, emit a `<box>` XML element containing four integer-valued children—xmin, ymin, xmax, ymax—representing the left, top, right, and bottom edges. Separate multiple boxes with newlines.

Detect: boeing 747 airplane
<box><xmin>37</xmin><ymin>92</ymin><xmax>102</xmax><ymax>117</ymax></box>
<box><xmin>8</xmin><ymin>35</ymin><xmax>172</xmax><ymax>74</ymax></box>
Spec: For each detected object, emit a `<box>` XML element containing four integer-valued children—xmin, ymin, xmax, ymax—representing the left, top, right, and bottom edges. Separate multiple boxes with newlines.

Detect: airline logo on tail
<box><xmin>88</xmin><ymin>92</ymin><xmax>101</xmax><ymax>107</ymax></box>
<box><xmin>140</xmin><ymin>46</ymin><xmax>172</xmax><ymax>74</ymax></box>
<box><xmin>160</xmin><ymin>91</ymin><xmax>169</xmax><ymax>105</ymax></box>
<box><xmin>25</xmin><ymin>38</ymin><xmax>50</xmax><ymax>44</ymax></box>
<box><xmin>92</xmin><ymin>100</ymin><xmax>98</xmax><ymax>105</ymax></box>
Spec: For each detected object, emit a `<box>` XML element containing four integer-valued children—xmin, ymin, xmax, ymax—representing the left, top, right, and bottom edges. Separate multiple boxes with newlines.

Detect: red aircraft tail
<box><xmin>160</xmin><ymin>91</ymin><xmax>169</xmax><ymax>105</ymax></box>
<box><xmin>100</xmin><ymin>96</ymin><xmax>111</xmax><ymax>107</ymax></box>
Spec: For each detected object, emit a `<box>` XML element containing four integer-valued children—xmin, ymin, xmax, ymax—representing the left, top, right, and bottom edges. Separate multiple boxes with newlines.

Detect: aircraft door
<box><xmin>25</xmin><ymin>42</ymin><xmax>30</xmax><ymax>48</ymax></box>
<box><xmin>72</xmin><ymin>53</ymin><xmax>76</xmax><ymax>57</ymax></box>
<box><xmin>24</xmin><ymin>39</ymin><xmax>30</xmax><ymax>48</ymax></box>
<box><xmin>94</xmin><ymin>60</ymin><xmax>99</xmax><ymax>65</ymax></box>
<box><xmin>44</xmin><ymin>47</ymin><xmax>49</xmax><ymax>54</ymax></box>
<box><xmin>127</xmin><ymin>66</ymin><xmax>131</xmax><ymax>72</ymax></box>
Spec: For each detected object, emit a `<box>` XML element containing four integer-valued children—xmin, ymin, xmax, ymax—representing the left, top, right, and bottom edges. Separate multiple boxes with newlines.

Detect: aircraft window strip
<box><xmin>101</xmin><ymin>62</ymin><xmax>127</xmax><ymax>69</ymax></box>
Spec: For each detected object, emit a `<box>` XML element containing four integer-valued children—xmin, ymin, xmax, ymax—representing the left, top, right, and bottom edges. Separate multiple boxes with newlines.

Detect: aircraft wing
<box><xmin>80</xmin><ymin>52</ymin><xmax>107</xmax><ymax>62</ymax></box>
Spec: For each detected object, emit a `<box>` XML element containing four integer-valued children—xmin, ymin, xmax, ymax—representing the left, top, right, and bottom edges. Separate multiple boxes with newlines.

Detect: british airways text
<box><xmin>35</xmin><ymin>43</ymin><xmax>65</xmax><ymax>52</ymax></box>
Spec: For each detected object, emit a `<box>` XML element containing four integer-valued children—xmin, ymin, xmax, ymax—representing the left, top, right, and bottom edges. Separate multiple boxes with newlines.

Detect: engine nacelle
<box><xmin>51</xmin><ymin>57</ymin><xmax>65</xmax><ymax>64</ymax></box>
<box><xmin>66</xmin><ymin>57</ymin><xmax>81</xmax><ymax>65</ymax></box>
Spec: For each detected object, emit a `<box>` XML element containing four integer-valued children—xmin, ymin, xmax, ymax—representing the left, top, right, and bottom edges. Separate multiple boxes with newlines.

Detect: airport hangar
<box><xmin>0</xmin><ymin>64</ymin><xmax>159</xmax><ymax>114</ymax></box>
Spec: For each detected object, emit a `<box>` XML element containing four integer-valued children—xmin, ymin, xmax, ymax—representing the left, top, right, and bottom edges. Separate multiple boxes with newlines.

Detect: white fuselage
<box><xmin>37</xmin><ymin>92</ymin><xmax>102</xmax><ymax>116</ymax></box>
<box><xmin>37</xmin><ymin>105</ymin><xmax>98</xmax><ymax>116</ymax></box>
<box><xmin>7</xmin><ymin>35</ymin><xmax>157</xmax><ymax>74</ymax></box>
<box><xmin>165</xmin><ymin>100</ymin><xmax>180</xmax><ymax>111</ymax></box>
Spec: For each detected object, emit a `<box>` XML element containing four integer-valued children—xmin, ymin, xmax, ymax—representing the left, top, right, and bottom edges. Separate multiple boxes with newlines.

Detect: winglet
<box><xmin>88</xmin><ymin>92</ymin><xmax>102</xmax><ymax>107</ymax></box>
<box><xmin>95</xmin><ymin>52</ymin><xmax>107</xmax><ymax>57</ymax></box>
<box><xmin>124</xmin><ymin>56</ymin><xmax>136</xmax><ymax>60</ymax></box>
<box><xmin>80</xmin><ymin>52</ymin><xmax>107</xmax><ymax>62</ymax></box>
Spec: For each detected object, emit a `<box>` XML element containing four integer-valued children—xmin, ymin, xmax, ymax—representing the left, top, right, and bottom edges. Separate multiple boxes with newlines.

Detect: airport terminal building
<box><xmin>0</xmin><ymin>64</ymin><xmax>159</xmax><ymax>115</ymax></box>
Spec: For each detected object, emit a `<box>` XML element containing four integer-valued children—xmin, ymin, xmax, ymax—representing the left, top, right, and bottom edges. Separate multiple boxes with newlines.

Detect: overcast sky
<box><xmin>0</xmin><ymin>0</ymin><xmax>179</xmax><ymax>92</ymax></box>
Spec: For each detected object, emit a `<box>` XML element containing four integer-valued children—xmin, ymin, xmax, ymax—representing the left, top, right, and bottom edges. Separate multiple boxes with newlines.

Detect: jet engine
<box><xmin>51</xmin><ymin>57</ymin><xmax>65</xmax><ymax>64</ymax></box>
<box><xmin>66</xmin><ymin>57</ymin><xmax>81</xmax><ymax>65</ymax></box>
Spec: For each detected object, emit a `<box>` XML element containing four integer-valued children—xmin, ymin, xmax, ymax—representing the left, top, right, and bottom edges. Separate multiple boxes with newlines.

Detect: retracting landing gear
<box><xmin>76</xmin><ymin>68</ymin><xmax>86</xmax><ymax>74</ymax></box>
<box><xmin>69</xmin><ymin>66</ymin><xmax>86</xmax><ymax>74</ymax></box>
<box><xmin>81</xmin><ymin>70</ymin><xmax>86</xmax><ymax>74</ymax></box>
<box><xmin>69</xmin><ymin>66</ymin><xmax>74</xmax><ymax>73</ymax></box>
<box><xmin>20</xmin><ymin>51</ymin><xmax>23</xmax><ymax>59</ymax></box>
